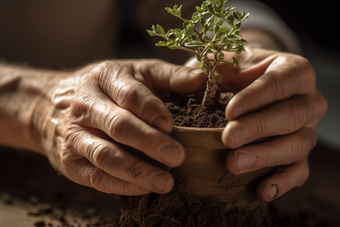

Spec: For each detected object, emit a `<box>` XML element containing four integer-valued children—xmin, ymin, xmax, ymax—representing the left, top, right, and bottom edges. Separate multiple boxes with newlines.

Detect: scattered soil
<box><xmin>1</xmin><ymin>95</ymin><xmax>339</xmax><ymax>227</ymax></box>
<box><xmin>1</xmin><ymin>144</ymin><xmax>339</xmax><ymax>227</ymax></box>
<box><xmin>118</xmin><ymin>143</ymin><xmax>267</xmax><ymax>227</ymax></box>
<box><xmin>118</xmin><ymin>94</ymin><xmax>335</xmax><ymax>227</ymax></box>
<box><xmin>118</xmin><ymin>144</ymin><xmax>331</xmax><ymax>227</ymax></box>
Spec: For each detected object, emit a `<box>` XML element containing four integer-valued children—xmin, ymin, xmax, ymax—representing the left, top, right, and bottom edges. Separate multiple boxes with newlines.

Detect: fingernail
<box><xmin>152</xmin><ymin>116</ymin><xmax>168</xmax><ymax>132</ymax></box>
<box><xmin>234</xmin><ymin>104</ymin><xmax>247</xmax><ymax>118</ymax></box>
<box><xmin>232</xmin><ymin>127</ymin><xmax>247</xmax><ymax>147</ymax></box>
<box><xmin>158</xmin><ymin>144</ymin><xmax>180</xmax><ymax>165</ymax></box>
<box><xmin>149</xmin><ymin>173</ymin><xmax>169</xmax><ymax>192</ymax></box>
<box><xmin>236</xmin><ymin>153</ymin><xmax>254</xmax><ymax>173</ymax></box>
<box><xmin>268</xmin><ymin>184</ymin><xmax>278</xmax><ymax>201</ymax></box>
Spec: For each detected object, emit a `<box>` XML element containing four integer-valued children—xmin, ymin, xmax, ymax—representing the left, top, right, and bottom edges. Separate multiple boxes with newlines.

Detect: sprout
<box><xmin>147</xmin><ymin>0</ymin><xmax>249</xmax><ymax>109</ymax></box>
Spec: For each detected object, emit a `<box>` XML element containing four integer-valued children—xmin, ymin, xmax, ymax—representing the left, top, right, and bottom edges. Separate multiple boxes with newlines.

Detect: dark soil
<box><xmin>165</xmin><ymin>97</ymin><xmax>227</xmax><ymax>128</ymax></box>
<box><xmin>1</xmin><ymin>144</ymin><xmax>338</xmax><ymax>227</ymax></box>
<box><xmin>1</xmin><ymin>96</ymin><xmax>338</xmax><ymax>227</ymax></box>
<box><xmin>162</xmin><ymin>93</ymin><xmax>230</xmax><ymax>128</ymax></box>
<box><xmin>117</xmin><ymin>143</ymin><xmax>267</xmax><ymax>227</ymax></box>
<box><xmin>118</xmin><ymin>144</ymin><xmax>331</xmax><ymax>227</ymax></box>
<box><xmin>118</xmin><ymin>95</ymin><xmax>334</xmax><ymax>227</ymax></box>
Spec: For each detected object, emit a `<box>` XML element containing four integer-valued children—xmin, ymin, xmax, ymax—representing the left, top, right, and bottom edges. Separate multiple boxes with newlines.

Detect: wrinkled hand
<box><xmin>186</xmin><ymin>46</ymin><xmax>328</xmax><ymax>201</ymax></box>
<box><xmin>40</xmin><ymin>60</ymin><xmax>205</xmax><ymax>195</ymax></box>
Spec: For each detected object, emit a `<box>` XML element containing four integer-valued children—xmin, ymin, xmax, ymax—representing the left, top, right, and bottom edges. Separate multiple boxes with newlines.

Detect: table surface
<box><xmin>1</xmin><ymin>142</ymin><xmax>340</xmax><ymax>227</ymax></box>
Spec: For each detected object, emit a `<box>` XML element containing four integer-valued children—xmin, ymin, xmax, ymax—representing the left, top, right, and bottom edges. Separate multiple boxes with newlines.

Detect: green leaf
<box><xmin>192</xmin><ymin>12</ymin><xmax>201</xmax><ymax>22</ymax></box>
<box><xmin>207</xmin><ymin>4</ymin><xmax>215</xmax><ymax>14</ymax></box>
<box><xmin>214</xmin><ymin>71</ymin><xmax>222</xmax><ymax>84</ymax></box>
<box><xmin>176</xmin><ymin>5</ymin><xmax>183</xmax><ymax>17</ymax></box>
<box><xmin>195</xmin><ymin>6</ymin><xmax>202</xmax><ymax>13</ymax></box>
<box><xmin>200</xmin><ymin>17</ymin><xmax>206</xmax><ymax>30</ymax></box>
<box><xmin>156</xmin><ymin>24</ymin><xmax>165</xmax><ymax>36</ymax></box>
<box><xmin>165</xmin><ymin>7</ymin><xmax>175</xmax><ymax>16</ymax></box>
<box><xmin>184</xmin><ymin>41</ymin><xmax>205</xmax><ymax>48</ymax></box>
<box><xmin>233</xmin><ymin>11</ymin><xmax>241</xmax><ymax>20</ymax></box>
<box><xmin>191</xmin><ymin>34</ymin><xmax>197</xmax><ymax>41</ymax></box>
<box><xmin>232</xmin><ymin>57</ymin><xmax>239</xmax><ymax>67</ymax></box>
<box><xmin>155</xmin><ymin>41</ymin><xmax>168</xmax><ymax>46</ymax></box>
<box><xmin>234</xmin><ymin>22</ymin><xmax>241</xmax><ymax>29</ymax></box>
<box><xmin>217</xmin><ymin>51</ymin><xmax>224</xmax><ymax>60</ymax></box>
<box><xmin>226</xmin><ymin>15</ymin><xmax>234</xmax><ymax>27</ymax></box>
<box><xmin>146</xmin><ymin>29</ymin><xmax>154</xmax><ymax>36</ymax></box>
<box><xmin>214</xmin><ymin>24</ymin><xmax>221</xmax><ymax>36</ymax></box>
<box><xmin>183</xmin><ymin>21</ymin><xmax>189</xmax><ymax>29</ymax></box>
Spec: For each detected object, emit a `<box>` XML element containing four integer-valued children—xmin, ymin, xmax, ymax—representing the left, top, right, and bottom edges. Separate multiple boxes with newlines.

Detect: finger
<box><xmin>69</xmin><ymin>94</ymin><xmax>185</xmax><ymax>168</ymax></box>
<box><xmin>226</xmin><ymin>55</ymin><xmax>315</xmax><ymax>120</ymax></box>
<box><xmin>61</xmin><ymin>128</ymin><xmax>175</xmax><ymax>194</ymax></box>
<box><xmin>131</xmin><ymin>59</ymin><xmax>207</xmax><ymax>94</ymax></box>
<box><xmin>62</xmin><ymin>158</ymin><xmax>152</xmax><ymax>196</ymax></box>
<box><xmin>225</xmin><ymin>127</ymin><xmax>317</xmax><ymax>174</ymax></box>
<box><xmin>222</xmin><ymin>94</ymin><xmax>316</xmax><ymax>148</ymax></box>
<box><xmin>88</xmin><ymin>61</ymin><xmax>173</xmax><ymax>133</ymax></box>
<box><xmin>185</xmin><ymin>48</ymin><xmax>276</xmax><ymax>93</ymax></box>
<box><xmin>256</xmin><ymin>158</ymin><xmax>310</xmax><ymax>202</ymax></box>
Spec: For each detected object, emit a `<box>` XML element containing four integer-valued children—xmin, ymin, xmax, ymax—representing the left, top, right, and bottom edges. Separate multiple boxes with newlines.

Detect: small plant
<box><xmin>147</xmin><ymin>0</ymin><xmax>249</xmax><ymax>109</ymax></box>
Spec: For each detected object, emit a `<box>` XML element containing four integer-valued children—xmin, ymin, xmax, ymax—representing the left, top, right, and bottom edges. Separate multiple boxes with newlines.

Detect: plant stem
<box><xmin>201</xmin><ymin>64</ymin><xmax>220</xmax><ymax>109</ymax></box>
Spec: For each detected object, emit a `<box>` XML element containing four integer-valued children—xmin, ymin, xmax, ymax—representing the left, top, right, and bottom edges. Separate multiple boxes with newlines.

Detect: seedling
<box><xmin>147</xmin><ymin>0</ymin><xmax>249</xmax><ymax>109</ymax></box>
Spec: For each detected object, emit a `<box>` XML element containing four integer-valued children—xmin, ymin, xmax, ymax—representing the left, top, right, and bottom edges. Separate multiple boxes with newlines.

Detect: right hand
<box><xmin>37</xmin><ymin>59</ymin><xmax>206</xmax><ymax>195</ymax></box>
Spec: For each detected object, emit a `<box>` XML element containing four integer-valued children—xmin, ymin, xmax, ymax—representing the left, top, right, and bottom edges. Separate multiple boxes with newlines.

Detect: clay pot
<box><xmin>171</xmin><ymin>125</ymin><xmax>273</xmax><ymax>223</ymax></box>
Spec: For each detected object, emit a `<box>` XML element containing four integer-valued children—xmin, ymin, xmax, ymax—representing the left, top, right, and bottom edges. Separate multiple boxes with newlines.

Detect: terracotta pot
<box><xmin>171</xmin><ymin>125</ymin><xmax>273</xmax><ymax>223</ymax></box>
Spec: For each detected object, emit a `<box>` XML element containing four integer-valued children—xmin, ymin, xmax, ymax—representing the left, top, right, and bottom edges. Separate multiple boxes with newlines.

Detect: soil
<box><xmin>1</xmin><ymin>95</ymin><xmax>339</xmax><ymax>227</ymax></box>
<box><xmin>118</xmin><ymin>144</ymin><xmax>268</xmax><ymax>227</ymax></box>
<box><xmin>162</xmin><ymin>93</ymin><xmax>229</xmax><ymax>128</ymax></box>
<box><xmin>117</xmin><ymin>95</ymin><xmax>334</xmax><ymax>227</ymax></box>
<box><xmin>1</xmin><ymin>144</ymin><xmax>339</xmax><ymax>227</ymax></box>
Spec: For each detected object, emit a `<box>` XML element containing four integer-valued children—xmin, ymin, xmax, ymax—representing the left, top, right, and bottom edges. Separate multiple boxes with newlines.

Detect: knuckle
<box><xmin>253</xmin><ymin>118</ymin><xmax>266</xmax><ymax>139</ymax></box>
<box><xmin>270</xmin><ymin>72</ymin><xmax>290</xmax><ymax>101</ymax></box>
<box><xmin>286</xmin><ymin>101</ymin><xmax>307</xmax><ymax>133</ymax></box>
<box><xmin>90</xmin><ymin>61</ymin><xmax>126</xmax><ymax>93</ymax></box>
<box><xmin>125</xmin><ymin>160</ymin><xmax>145</xmax><ymax>180</ymax></box>
<box><xmin>90</xmin><ymin>169</ymin><xmax>106</xmax><ymax>192</ymax></box>
<box><xmin>69</xmin><ymin>93</ymin><xmax>96</xmax><ymax>119</ymax></box>
<box><xmin>106</xmin><ymin>111</ymin><xmax>128</xmax><ymax>141</ymax></box>
<box><xmin>62</xmin><ymin>126</ymin><xmax>80</xmax><ymax>153</ymax></box>
<box><xmin>89</xmin><ymin>61</ymin><xmax>114</xmax><ymax>82</ymax></box>
<box><xmin>60</xmin><ymin>127</ymin><xmax>84</xmax><ymax>165</ymax></box>
<box><xmin>91</xmin><ymin>145</ymin><xmax>121</xmax><ymax>170</ymax></box>
<box><xmin>288</xmin><ymin>133</ymin><xmax>311</xmax><ymax>163</ymax></box>
<box><xmin>260</xmin><ymin>142</ymin><xmax>275</xmax><ymax>167</ymax></box>
<box><xmin>116</xmin><ymin>82</ymin><xmax>139</xmax><ymax>110</ymax></box>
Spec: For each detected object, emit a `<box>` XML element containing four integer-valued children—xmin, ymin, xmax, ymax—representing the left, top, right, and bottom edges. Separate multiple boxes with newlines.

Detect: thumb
<box><xmin>134</xmin><ymin>59</ymin><xmax>207</xmax><ymax>94</ymax></box>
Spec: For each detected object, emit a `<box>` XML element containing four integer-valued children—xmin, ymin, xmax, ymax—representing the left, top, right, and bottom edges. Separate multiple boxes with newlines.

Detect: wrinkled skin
<box><xmin>186</xmin><ymin>46</ymin><xmax>328</xmax><ymax>201</ymax></box>
<box><xmin>38</xmin><ymin>60</ymin><xmax>206</xmax><ymax>195</ymax></box>
<box><xmin>22</xmin><ymin>46</ymin><xmax>327</xmax><ymax>200</ymax></box>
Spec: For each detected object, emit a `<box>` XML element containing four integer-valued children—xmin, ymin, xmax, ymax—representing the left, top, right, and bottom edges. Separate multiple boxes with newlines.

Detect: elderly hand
<box><xmin>35</xmin><ymin>60</ymin><xmax>206</xmax><ymax>195</ymax></box>
<box><xmin>186</xmin><ymin>46</ymin><xmax>328</xmax><ymax>201</ymax></box>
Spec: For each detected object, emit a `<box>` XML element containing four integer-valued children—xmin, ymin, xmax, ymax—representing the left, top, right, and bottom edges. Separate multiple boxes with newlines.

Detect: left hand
<box><xmin>186</xmin><ymin>46</ymin><xmax>328</xmax><ymax>201</ymax></box>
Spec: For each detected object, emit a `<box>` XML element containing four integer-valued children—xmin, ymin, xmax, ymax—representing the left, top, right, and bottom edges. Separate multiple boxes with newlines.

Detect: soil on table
<box><xmin>118</xmin><ymin>94</ymin><xmax>329</xmax><ymax>227</ymax></box>
<box><xmin>1</xmin><ymin>95</ymin><xmax>338</xmax><ymax>227</ymax></box>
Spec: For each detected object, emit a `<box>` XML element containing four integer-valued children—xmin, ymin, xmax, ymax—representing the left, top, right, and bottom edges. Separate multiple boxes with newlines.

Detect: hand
<box><xmin>186</xmin><ymin>46</ymin><xmax>328</xmax><ymax>201</ymax></box>
<box><xmin>38</xmin><ymin>59</ymin><xmax>206</xmax><ymax>195</ymax></box>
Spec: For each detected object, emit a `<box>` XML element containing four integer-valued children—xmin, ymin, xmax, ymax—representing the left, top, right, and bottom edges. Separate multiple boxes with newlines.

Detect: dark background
<box><xmin>118</xmin><ymin>0</ymin><xmax>340</xmax><ymax>149</ymax></box>
<box><xmin>261</xmin><ymin>1</ymin><xmax>340</xmax><ymax>149</ymax></box>
<box><xmin>261</xmin><ymin>0</ymin><xmax>338</xmax><ymax>52</ymax></box>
